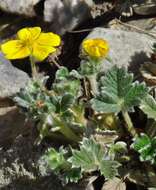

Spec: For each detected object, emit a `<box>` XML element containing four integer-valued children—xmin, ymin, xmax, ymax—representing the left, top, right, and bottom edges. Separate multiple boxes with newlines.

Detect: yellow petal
<box><xmin>1</xmin><ymin>40</ymin><xmax>30</xmax><ymax>59</ymax></box>
<box><xmin>36</xmin><ymin>32</ymin><xmax>61</xmax><ymax>47</ymax></box>
<box><xmin>17</xmin><ymin>27</ymin><xmax>41</xmax><ymax>41</ymax></box>
<box><xmin>82</xmin><ymin>38</ymin><xmax>109</xmax><ymax>58</ymax></box>
<box><xmin>32</xmin><ymin>43</ymin><xmax>56</xmax><ymax>61</ymax></box>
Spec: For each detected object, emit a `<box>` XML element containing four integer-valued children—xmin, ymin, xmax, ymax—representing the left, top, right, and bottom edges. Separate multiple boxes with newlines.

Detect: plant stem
<box><xmin>49</xmin><ymin>59</ymin><xmax>61</xmax><ymax>69</ymax></box>
<box><xmin>69</xmin><ymin>105</ymin><xmax>86</xmax><ymax>127</ymax></box>
<box><xmin>88</xmin><ymin>74</ymin><xmax>98</xmax><ymax>95</ymax></box>
<box><xmin>52</xmin><ymin>113</ymin><xmax>81</xmax><ymax>142</ymax></box>
<box><xmin>29</xmin><ymin>56</ymin><xmax>37</xmax><ymax>78</ymax></box>
<box><xmin>122</xmin><ymin>111</ymin><xmax>138</xmax><ymax>137</ymax></box>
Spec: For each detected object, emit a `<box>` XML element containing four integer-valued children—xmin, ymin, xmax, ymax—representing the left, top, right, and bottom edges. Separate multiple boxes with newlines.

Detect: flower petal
<box><xmin>36</xmin><ymin>32</ymin><xmax>61</xmax><ymax>47</ymax></box>
<box><xmin>82</xmin><ymin>38</ymin><xmax>109</xmax><ymax>58</ymax></box>
<box><xmin>1</xmin><ymin>40</ymin><xmax>30</xmax><ymax>59</ymax></box>
<box><xmin>17</xmin><ymin>27</ymin><xmax>41</xmax><ymax>41</ymax></box>
<box><xmin>32</xmin><ymin>43</ymin><xmax>56</xmax><ymax>61</ymax></box>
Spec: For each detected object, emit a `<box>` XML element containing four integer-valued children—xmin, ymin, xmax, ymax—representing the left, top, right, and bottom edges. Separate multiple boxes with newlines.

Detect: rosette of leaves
<box><xmin>44</xmin><ymin>147</ymin><xmax>82</xmax><ymax>184</ymax></box>
<box><xmin>53</xmin><ymin>66</ymin><xmax>82</xmax><ymax>97</ymax></box>
<box><xmin>14</xmin><ymin>68</ymin><xmax>86</xmax><ymax>142</ymax></box>
<box><xmin>79</xmin><ymin>58</ymin><xmax>102</xmax><ymax>76</ymax></box>
<box><xmin>132</xmin><ymin>133</ymin><xmax>156</xmax><ymax>165</ymax></box>
<box><xmin>14</xmin><ymin>76</ymin><xmax>55</xmax><ymax>121</ymax></box>
<box><xmin>91</xmin><ymin>66</ymin><xmax>148</xmax><ymax>136</ymax></box>
<box><xmin>45</xmin><ymin>138</ymin><xmax>121</xmax><ymax>184</ymax></box>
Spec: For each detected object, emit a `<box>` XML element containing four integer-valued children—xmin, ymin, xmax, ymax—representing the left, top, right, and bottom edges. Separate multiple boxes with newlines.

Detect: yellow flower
<box><xmin>82</xmin><ymin>38</ymin><xmax>109</xmax><ymax>59</ymax></box>
<box><xmin>1</xmin><ymin>27</ymin><xmax>61</xmax><ymax>61</ymax></box>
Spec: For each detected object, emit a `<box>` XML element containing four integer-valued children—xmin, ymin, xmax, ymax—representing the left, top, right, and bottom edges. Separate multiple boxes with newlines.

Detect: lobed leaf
<box><xmin>132</xmin><ymin>134</ymin><xmax>156</xmax><ymax>164</ymax></box>
<box><xmin>91</xmin><ymin>66</ymin><xmax>148</xmax><ymax>113</ymax></box>
<box><xmin>140</xmin><ymin>94</ymin><xmax>156</xmax><ymax>120</ymax></box>
<box><xmin>69</xmin><ymin>138</ymin><xmax>120</xmax><ymax>179</ymax></box>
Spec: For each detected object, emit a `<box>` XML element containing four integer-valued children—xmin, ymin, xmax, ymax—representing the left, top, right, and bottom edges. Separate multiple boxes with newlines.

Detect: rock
<box><xmin>0</xmin><ymin>135</ymin><xmax>62</xmax><ymax>190</ymax></box>
<box><xmin>115</xmin><ymin>0</ymin><xmax>156</xmax><ymax>17</ymax></box>
<box><xmin>44</xmin><ymin>0</ymin><xmax>93</xmax><ymax>34</ymax></box>
<box><xmin>0</xmin><ymin>0</ymin><xmax>40</xmax><ymax>17</ymax></box>
<box><xmin>108</xmin><ymin>18</ymin><xmax>156</xmax><ymax>33</ymax></box>
<box><xmin>0</xmin><ymin>106</ymin><xmax>32</xmax><ymax>147</ymax></box>
<box><xmin>0</xmin><ymin>53</ymin><xmax>29</xmax><ymax>99</ymax></box>
<box><xmin>85</xmin><ymin>28</ymin><xmax>155</xmax><ymax>75</ymax></box>
<box><xmin>0</xmin><ymin>53</ymin><xmax>30</xmax><ymax>146</ymax></box>
<box><xmin>133</xmin><ymin>0</ymin><xmax>156</xmax><ymax>15</ymax></box>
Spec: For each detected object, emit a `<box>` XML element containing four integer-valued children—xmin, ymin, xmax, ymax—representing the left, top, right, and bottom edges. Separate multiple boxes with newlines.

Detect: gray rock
<box><xmin>0</xmin><ymin>53</ymin><xmax>29</xmax><ymax>99</ymax></box>
<box><xmin>133</xmin><ymin>0</ymin><xmax>156</xmax><ymax>15</ymax></box>
<box><xmin>0</xmin><ymin>0</ymin><xmax>40</xmax><ymax>17</ymax></box>
<box><xmin>0</xmin><ymin>106</ymin><xmax>33</xmax><ymax>147</ymax></box>
<box><xmin>44</xmin><ymin>0</ymin><xmax>93</xmax><ymax>34</ymax></box>
<box><xmin>108</xmin><ymin>18</ymin><xmax>156</xmax><ymax>33</ymax></box>
<box><xmin>85</xmin><ymin>28</ymin><xmax>155</xmax><ymax>75</ymax></box>
<box><xmin>115</xmin><ymin>0</ymin><xmax>156</xmax><ymax>17</ymax></box>
<box><xmin>0</xmin><ymin>53</ymin><xmax>30</xmax><ymax>146</ymax></box>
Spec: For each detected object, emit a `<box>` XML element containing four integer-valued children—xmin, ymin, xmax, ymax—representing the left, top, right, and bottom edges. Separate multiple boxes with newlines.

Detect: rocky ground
<box><xmin>0</xmin><ymin>0</ymin><xmax>156</xmax><ymax>189</ymax></box>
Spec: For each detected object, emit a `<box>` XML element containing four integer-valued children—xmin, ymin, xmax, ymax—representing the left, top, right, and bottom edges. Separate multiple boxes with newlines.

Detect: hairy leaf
<box><xmin>69</xmin><ymin>138</ymin><xmax>120</xmax><ymax>179</ymax></box>
<box><xmin>69</xmin><ymin>138</ymin><xmax>104</xmax><ymax>172</ymax></box>
<box><xmin>100</xmin><ymin>160</ymin><xmax>121</xmax><ymax>179</ymax></box>
<box><xmin>44</xmin><ymin>147</ymin><xmax>67</xmax><ymax>172</ymax></box>
<box><xmin>44</xmin><ymin>147</ymin><xmax>82</xmax><ymax>184</ymax></box>
<box><xmin>62</xmin><ymin>168</ymin><xmax>82</xmax><ymax>184</ymax></box>
<box><xmin>54</xmin><ymin>67</ymin><xmax>81</xmax><ymax>97</ymax></box>
<box><xmin>60</xmin><ymin>94</ymin><xmax>75</xmax><ymax>112</ymax></box>
<box><xmin>55</xmin><ymin>67</ymin><xmax>69</xmax><ymax>80</ymax></box>
<box><xmin>91</xmin><ymin>66</ymin><xmax>148</xmax><ymax>113</ymax></box>
<box><xmin>132</xmin><ymin>134</ymin><xmax>156</xmax><ymax>164</ymax></box>
<box><xmin>140</xmin><ymin>94</ymin><xmax>156</xmax><ymax>120</ymax></box>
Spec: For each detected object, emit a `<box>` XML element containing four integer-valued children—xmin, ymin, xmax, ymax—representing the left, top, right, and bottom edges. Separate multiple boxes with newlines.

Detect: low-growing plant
<box><xmin>2</xmin><ymin>26</ymin><xmax>156</xmax><ymax>189</ymax></box>
<box><xmin>44</xmin><ymin>138</ymin><xmax>121</xmax><ymax>184</ymax></box>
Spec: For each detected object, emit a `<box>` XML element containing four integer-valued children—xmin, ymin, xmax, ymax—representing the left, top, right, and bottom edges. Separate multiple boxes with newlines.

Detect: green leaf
<box><xmin>132</xmin><ymin>133</ymin><xmax>151</xmax><ymax>152</ymax></box>
<box><xmin>44</xmin><ymin>147</ymin><xmax>83</xmax><ymax>184</ymax></box>
<box><xmin>44</xmin><ymin>147</ymin><xmax>67</xmax><ymax>172</ymax></box>
<box><xmin>55</xmin><ymin>67</ymin><xmax>69</xmax><ymax>80</ymax></box>
<box><xmin>60</xmin><ymin>94</ymin><xmax>74</xmax><ymax>112</ymax></box>
<box><xmin>69</xmin><ymin>138</ymin><xmax>120</xmax><ymax>179</ymax></box>
<box><xmin>69</xmin><ymin>138</ymin><xmax>104</xmax><ymax>172</ymax></box>
<box><xmin>109</xmin><ymin>141</ymin><xmax>128</xmax><ymax>161</ymax></box>
<box><xmin>140</xmin><ymin>94</ymin><xmax>156</xmax><ymax>120</ymax></box>
<box><xmin>132</xmin><ymin>134</ymin><xmax>156</xmax><ymax>164</ymax></box>
<box><xmin>100</xmin><ymin>160</ymin><xmax>121</xmax><ymax>179</ymax></box>
<box><xmin>79</xmin><ymin>59</ymin><xmax>101</xmax><ymax>76</ymax></box>
<box><xmin>62</xmin><ymin>168</ymin><xmax>82</xmax><ymax>184</ymax></box>
<box><xmin>91</xmin><ymin>66</ymin><xmax>148</xmax><ymax>113</ymax></box>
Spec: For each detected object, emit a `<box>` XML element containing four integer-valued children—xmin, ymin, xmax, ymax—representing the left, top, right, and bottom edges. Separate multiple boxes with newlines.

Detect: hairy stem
<box><xmin>52</xmin><ymin>113</ymin><xmax>81</xmax><ymax>142</ymax></box>
<box><xmin>69</xmin><ymin>105</ymin><xmax>86</xmax><ymax>127</ymax></box>
<box><xmin>122</xmin><ymin>111</ymin><xmax>138</xmax><ymax>137</ymax></box>
<box><xmin>30</xmin><ymin>56</ymin><xmax>37</xmax><ymax>78</ymax></box>
<box><xmin>88</xmin><ymin>74</ymin><xmax>98</xmax><ymax>95</ymax></box>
